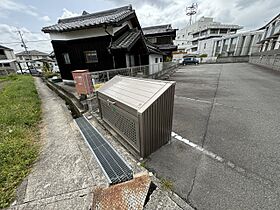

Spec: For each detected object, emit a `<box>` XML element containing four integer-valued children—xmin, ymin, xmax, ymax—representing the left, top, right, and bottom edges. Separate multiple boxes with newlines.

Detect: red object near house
<box><xmin>72</xmin><ymin>70</ymin><xmax>94</xmax><ymax>96</ymax></box>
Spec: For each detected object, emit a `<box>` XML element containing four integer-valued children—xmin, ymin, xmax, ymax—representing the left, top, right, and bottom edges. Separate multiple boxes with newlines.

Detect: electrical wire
<box><xmin>0</xmin><ymin>39</ymin><xmax>51</xmax><ymax>44</ymax></box>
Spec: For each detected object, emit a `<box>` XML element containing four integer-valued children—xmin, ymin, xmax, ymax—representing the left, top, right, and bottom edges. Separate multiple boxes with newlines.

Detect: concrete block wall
<box><xmin>249</xmin><ymin>50</ymin><xmax>280</xmax><ymax>71</ymax></box>
<box><xmin>216</xmin><ymin>56</ymin><xmax>249</xmax><ymax>63</ymax></box>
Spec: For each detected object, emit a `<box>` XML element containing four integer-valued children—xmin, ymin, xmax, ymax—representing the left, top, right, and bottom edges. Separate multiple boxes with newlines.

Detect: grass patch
<box><xmin>160</xmin><ymin>178</ymin><xmax>173</xmax><ymax>191</ymax></box>
<box><xmin>0</xmin><ymin>75</ymin><xmax>41</xmax><ymax>208</ymax></box>
<box><xmin>140</xmin><ymin>162</ymin><xmax>146</xmax><ymax>168</ymax></box>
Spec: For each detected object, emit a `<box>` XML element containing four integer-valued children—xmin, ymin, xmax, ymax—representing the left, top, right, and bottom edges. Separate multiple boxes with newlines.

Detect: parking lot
<box><xmin>146</xmin><ymin>63</ymin><xmax>280</xmax><ymax>209</ymax></box>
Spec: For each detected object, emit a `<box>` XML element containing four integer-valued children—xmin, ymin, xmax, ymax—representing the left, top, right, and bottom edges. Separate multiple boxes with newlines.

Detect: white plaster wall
<box><xmin>197</xmin><ymin>39</ymin><xmax>215</xmax><ymax>56</ymax></box>
<box><xmin>50</xmin><ymin>27</ymin><xmax>110</xmax><ymax>40</ymax></box>
<box><xmin>4</xmin><ymin>50</ymin><xmax>16</xmax><ymax>59</ymax></box>
<box><xmin>149</xmin><ymin>54</ymin><xmax>163</xmax><ymax>74</ymax></box>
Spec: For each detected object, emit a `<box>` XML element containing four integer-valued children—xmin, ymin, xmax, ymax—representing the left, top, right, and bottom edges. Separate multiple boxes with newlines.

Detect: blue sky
<box><xmin>0</xmin><ymin>0</ymin><xmax>279</xmax><ymax>53</ymax></box>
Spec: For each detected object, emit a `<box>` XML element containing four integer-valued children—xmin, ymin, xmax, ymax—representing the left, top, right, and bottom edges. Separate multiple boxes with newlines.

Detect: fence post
<box><xmin>107</xmin><ymin>72</ymin><xmax>110</xmax><ymax>81</ymax></box>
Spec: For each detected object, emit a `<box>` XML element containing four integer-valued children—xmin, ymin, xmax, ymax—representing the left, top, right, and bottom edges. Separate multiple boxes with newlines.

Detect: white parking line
<box><xmin>172</xmin><ymin>131</ymin><xmax>225</xmax><ymax>163</ymax></box>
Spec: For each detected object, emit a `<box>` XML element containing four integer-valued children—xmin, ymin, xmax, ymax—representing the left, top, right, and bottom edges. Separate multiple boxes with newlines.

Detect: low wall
<box><xmin>216</xmin><ymin>56</ymin><xmax>249</xmax><ymax>63</ymax></box>
<box><xmin>42</xmin><ymin>78</ymin><xmax>86</xmax><ymax>117</ymax></box>
<box><xmin>249</xmin><ymin>49</ymin><xmax>280</xmax><ymax>71</ymax></box>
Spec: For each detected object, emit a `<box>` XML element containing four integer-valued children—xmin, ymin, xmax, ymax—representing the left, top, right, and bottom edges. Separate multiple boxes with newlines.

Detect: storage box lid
<box><xmin>97</xmin><ymin>75</ymin><xmax>175</xmax><ymax>113</ymax></box>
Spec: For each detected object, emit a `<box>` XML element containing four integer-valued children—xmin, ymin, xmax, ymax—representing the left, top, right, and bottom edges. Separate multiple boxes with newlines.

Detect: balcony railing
<box><xmin>89</xmin><ymin>61</ymin><xmax>178</xmax><ymax>84</ymax></box>
<box><xmin>0</xmin><ymin>55</ymin><xmax>7</xmax><ymax>60</ymax></box>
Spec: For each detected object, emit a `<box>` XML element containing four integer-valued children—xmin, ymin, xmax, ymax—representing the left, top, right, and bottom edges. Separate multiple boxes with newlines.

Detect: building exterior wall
<box><xmin>16</xmin><ymin>54</ymin><xmax>48</xmax><ymax>70</ymax></box>
<box><xmin>5</xmin><ymin>50</ymin><xmax>16</xmax><ymax>59</ymax></box>
<box><xmin>0</xmin><ymin>48</ymin><xmax>17</xmax><ymax>73</ymax></box>
<box><xmin>259</xmin><ymin>15</ymin><xmax>280</xmax><ymax>52</ymax></box>
<box><xmin>174</xmin><ymin>17</ymin><xmax>242</xmax><ymax>54</ymax></box>
<box><xmin>143</xmin><ymin>25</ymin><xmax>177</xmax><ymax>60</ymax></box>
<box><xmin>52</xmin><ymin>35</ymin><xmax>115</xmax><ymax>80</ymax></box>
<box><xmin>211</xmin><ymin>30</ymin><xmax>263</xmax><ymax>58</ymax></box>
<box><xmin>249</xmin><ymin>14</ymin><xmax>280</xmax><ymax>71</ymax></box>
<box><xmin>250</xmin><ymin>49</ymin><xmax>280</xmax><ymax>71</ymax></box>
<box><xmin>197</xmin><ymin>38</ymin><xmax>216</xmax><ymax>56</ymax></box>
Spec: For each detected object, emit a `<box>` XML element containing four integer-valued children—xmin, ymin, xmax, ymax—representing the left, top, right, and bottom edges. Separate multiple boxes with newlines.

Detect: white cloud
<box><xmin>0</xmin><ymin>0</ymin><xmax>52</xmax><ymax>23</ymax></box>
<box><xmin>106</xmin><ymin>0</ymin><xmax>280</xmax><ymax>30</ymax></box>
<box><xmin>0</xmin><ymin>0</ymin><xmax>39</xmax><ymax>17</ymax></box>
<box><xmin>59</xmin><ymin>8</ymin><xmax>79</xmax><ymax>19</ymax></box>
<box><xmin>40</xmin><ymin>16</ymin><xmax>51</xmax><ymax>22</ymax></box>
<box><xmin>0</xmin><ymin>24</ymin><xmax>52</xmax><ymax>53</ymax></box>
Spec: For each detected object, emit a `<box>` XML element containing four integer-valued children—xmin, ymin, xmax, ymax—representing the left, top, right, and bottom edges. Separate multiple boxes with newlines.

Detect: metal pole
<box><xmin>107</xmin><ymin>71</ymin><xmax>110</xmax><ymax>81</ymax></box>
<box><xmin>17</xmin><ymin>61</ymin><xmax>23</xmax><ymax>74</ymax></box>
<box><xmin>17</xmin><ymin>30</ymin><xmax>33</xmax><ymax>75</ymax></box>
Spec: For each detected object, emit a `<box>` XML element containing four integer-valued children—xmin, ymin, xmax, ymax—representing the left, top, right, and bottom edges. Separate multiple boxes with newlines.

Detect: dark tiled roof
<box><xmin>142</xmin><ymin>24</ymin><xmax>176</xmax><ymax>35</ymax></box>
<box><xmin>111</xmin><ymin>30</ymin><xmax>141</xmax><ymax>50</ymax></box>
<box><xmin>42</xmin><ymin>5</ymin><xmax>135</xmax><ymax>33</ymax></box>
<box><xmin>16</xmin><ymin>50</ymin><xmax>49</xmax><ymax>56</ymax></box>
<box><xmin>145</xmin><ymin>40</ymin><xmax>165</xmax><ymax>55</ymax></box>
<box><xmin>157</xmin><ymin>44</ymin><xmax>177</xmax><ymax>51</ymax></box>
<box><xmin>0</xmin><ymin>44</ymin><xmax>12</xmax><ymax>50</ymax></box>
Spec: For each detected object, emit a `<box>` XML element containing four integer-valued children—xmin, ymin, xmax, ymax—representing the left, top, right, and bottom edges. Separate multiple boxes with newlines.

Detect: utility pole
<box><xmin>186</xmin><ymin>3</ymin><xmax>198</xmax><ymax>25</ymax></box>
<box><xmin>17</xmin><ymin>30</ymin><xmax>32</xmax><ymax>74</ymax></box>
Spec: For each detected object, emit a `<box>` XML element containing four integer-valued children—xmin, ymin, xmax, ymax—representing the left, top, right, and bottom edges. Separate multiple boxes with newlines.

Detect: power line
<box><xmin>27</xmin><ymin>39</ymin><xmax>51</xmax><ymax>42</ymax></box>
<box><xmin>0</xmin><ymin>39</ymin><xmax>51</xmax><ymax>44</ymax></box>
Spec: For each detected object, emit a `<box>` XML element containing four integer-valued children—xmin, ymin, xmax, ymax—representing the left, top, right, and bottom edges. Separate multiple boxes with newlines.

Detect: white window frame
<box><xmin>84</xmin><ymin>50</ymin><xmax>98</xmax><ymax>63</ymax></box>
<box><xmin>62</xmin><ymin>53</ymin><xmax>71</xmax><ymax>64</ymax></box>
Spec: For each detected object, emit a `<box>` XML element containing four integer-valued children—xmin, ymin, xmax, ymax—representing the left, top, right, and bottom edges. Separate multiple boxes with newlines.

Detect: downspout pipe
<box><xmin>104</xmin><ymin>25</ymin><xmax>113</xmax><ymax>54</ymax></box>
<box><xmin>104</xmin><ymin>24</ymin><xmax>116</xmax><ymax>68</ymax></box>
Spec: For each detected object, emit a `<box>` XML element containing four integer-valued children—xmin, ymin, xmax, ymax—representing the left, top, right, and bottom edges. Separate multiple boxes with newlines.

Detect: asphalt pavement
<box><xmin>146</xmin><ymin>63</ymin><xmax>280</xmax><ymax>210</ymax></box>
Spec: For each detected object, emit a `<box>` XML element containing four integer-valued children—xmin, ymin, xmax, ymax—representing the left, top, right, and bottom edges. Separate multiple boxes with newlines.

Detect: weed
<box><xmin>0</xmin><ymin>75</ymin><xmax>41</xmax><ymax>208</ymax></box>
<box><xmin>160</xmin><ymin>178</ymin><xmax>173</xmax><ymax>191</ymax></box>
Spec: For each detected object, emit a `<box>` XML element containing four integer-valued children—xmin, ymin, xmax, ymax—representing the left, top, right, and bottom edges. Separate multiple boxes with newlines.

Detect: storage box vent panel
<box><xmin>101</xmin><ymin>100</ymin><xmax>137</xmax><ymax>147</ymax></box>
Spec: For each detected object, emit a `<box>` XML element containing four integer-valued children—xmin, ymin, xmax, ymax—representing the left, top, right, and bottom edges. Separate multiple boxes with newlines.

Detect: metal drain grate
<box><xmin>75</xmin><ymin>116</ymin><xmax>133</xmax><ymax>184</ymax></box>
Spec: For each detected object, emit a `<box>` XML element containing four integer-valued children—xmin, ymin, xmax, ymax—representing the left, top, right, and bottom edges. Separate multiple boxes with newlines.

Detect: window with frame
<box><xmin>155</xmin><ymin>58</ymin><xmax>158</xmax><ymax>63</ymax></box>
<box><xmin>84</xmin><ymin>50</ymin><xmax>98</xmax><ymax>63</ymax></box>
<box><xmin>62</xmin><ymin>53</ymin><xmax>71</xmax><ymax>64</ymax></box>
<box><xmin>160</xmin><ymin>57</ymin><xmax>163</xmax><ymax>62</ymax></box>
<box><xmin>220</xmin><ymin>29</ymin><xmax>228</xmax><ymax>34</ymax></box>
<box><xmin>148</xmin><ymin>37</ymin><xmax>157</xmax><ymax>43</ymax></box>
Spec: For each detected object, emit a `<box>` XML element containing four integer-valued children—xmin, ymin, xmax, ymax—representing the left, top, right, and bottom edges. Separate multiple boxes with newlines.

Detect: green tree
<box><xmin>42</xmin><ymin>62</ymin><xmax>50</xmax><ymax>73</ymax></box>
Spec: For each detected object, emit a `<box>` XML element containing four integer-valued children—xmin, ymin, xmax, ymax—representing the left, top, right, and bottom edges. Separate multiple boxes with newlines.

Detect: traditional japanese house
<box><xmin>142</xmin><ymin>24</ymin><xmax>177</xmax><ymax>60</ymax></box>
<box><xmin>42</xmin><ymin>5</ymin><xmax>163</xmax><ymax>82</ymax></box>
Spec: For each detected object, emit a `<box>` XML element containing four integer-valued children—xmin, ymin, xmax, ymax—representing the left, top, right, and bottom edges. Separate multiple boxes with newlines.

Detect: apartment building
<box><xmin>174</xmin><ymin>17</ymin><xmax>242</xmax><ymax>54</ymax></box>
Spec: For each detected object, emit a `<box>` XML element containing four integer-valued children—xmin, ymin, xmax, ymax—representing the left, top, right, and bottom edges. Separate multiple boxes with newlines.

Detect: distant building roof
<box><xmin>16</xmin><ymin>50</ymin><xmax>49</xmax><ymax>56</ymax></box>
<box><xmin>111</xmin><ymin>29</ymin><xmax>164</xmax><ymax>55</ymax></box>
<box><xmin>145</xmin><ymin>40</ymin><xmax>165</xmax><ymax>55</ymax></box>
<box><xmin>157</xmin><ymin>44</ymin><xmax>177</xmax><ymax>51</ymax></box>
<box><xmin>258</xmin><ymin>13</ymin><xmax>280</xmax><ymax>30</ymax></box>
<box><xmin>142</xmin><ymin>24</ymin><xmax>176</xmax><ymax>35</ymax></box>
<box><xmin>42</xmin><ymin>5</ymin><xmax>135</xmax><ymax>33</ymax></box>
<box><xmin>0</xmin><ymin>44</ymin><xmax>12</xmax><ymax>50</ymax></box>
<box><xmin>111</xmin><ymin>30</ymin><xmax>141</xmax><ymax>50</ymax></box>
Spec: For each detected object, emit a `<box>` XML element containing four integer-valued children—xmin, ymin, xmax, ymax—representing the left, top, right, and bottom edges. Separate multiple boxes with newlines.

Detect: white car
<box><xmin>178</xmin><ymin>58</ymin><xmax>184</xmax><ymax>64</ymax></box>
<box><xmin>16</xmin><ymin>69</ymin><xmax>29</xmax><ymax>74</ymax></box>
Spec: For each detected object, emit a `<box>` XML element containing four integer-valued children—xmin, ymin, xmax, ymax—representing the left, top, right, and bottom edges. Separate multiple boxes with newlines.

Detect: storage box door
<box><xmin>99</xmin><ymin>98</ymin><xmax>140</xmax><ymax>152</ymax></box>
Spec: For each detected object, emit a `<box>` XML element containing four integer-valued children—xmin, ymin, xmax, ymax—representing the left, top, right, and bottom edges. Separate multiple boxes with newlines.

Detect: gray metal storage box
<box><xmin>96</xmin><ymin>75</ymin><xmax>176</xmax><ymax>158</ymax></box>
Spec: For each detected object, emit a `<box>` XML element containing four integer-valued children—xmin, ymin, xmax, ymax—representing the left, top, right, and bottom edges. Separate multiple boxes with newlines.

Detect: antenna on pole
<box><xmin>186</xmin><ymin>3</ymin><xmax>198</xmax><ymax>25</ymax></box>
